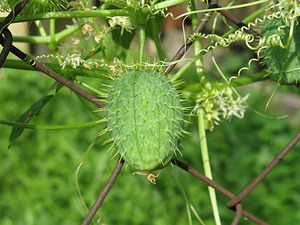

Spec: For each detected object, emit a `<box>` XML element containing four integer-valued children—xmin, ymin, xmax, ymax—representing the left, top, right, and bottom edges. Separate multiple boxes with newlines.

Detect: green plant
<box><xmin>0</xmin><ymin>0</ymin><xmax>299</xmax><ymax>224</ymax></box>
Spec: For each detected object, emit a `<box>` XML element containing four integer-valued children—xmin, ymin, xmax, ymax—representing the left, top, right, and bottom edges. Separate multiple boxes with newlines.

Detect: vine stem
<box><xmin>227</xmin><ymin>131</ymin><xmax>300</xmax><ymax>209</ymax></box>
<box><xmin>172</xmin><ymin>158</ymin><xmax>269</xmax><ymax>225</ymax></box>
<box><xmin>0</xmin><ymin>118</ymin><xmax>105</xmax><ymax>130</ymax></box>
<box><xmin>49</xmin><ymin>19</ymin><xmax>56</xmax><ymax>49</ymax></box>
<box><xmin>163</xmin><ymin>0</ymin><xmax>218</xmax><ymax>75</ymax></box>
<box><xmin>190</xmin><ymin>0</ymin><xmax>221</xmax><ymax>223</ymax></box>
<box><xmin>150</xmin><ymin>18</ymin><xmax>164</xmax><ymax>61</ymax></box>
<box><xmin>138</xmin><ymin>26</ymin><xmax>146</xmax><ymax>63</ymax></box>
<box><xmin>81</xmin><ymin>159</ymin><xmax>124</xmax><ymax>225</ymax></box>
<box><xmin>0</xmin><ymin>9</ymin><xmax>131</xmax><ymax>23</ymax></box>
<box><xmin>198</xmin><ymin>108</ymin><xmax>222</xmax><ymax>225</ymax></box>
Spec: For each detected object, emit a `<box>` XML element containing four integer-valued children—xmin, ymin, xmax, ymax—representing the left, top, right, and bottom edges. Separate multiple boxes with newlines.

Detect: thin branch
<box><xmin>163</xmin><ymin>0</ymin><xmax>218</xmax><ymax>75</ymax></box>
<box><xmin>218</xmin><ymin>9</ymin><xmax>260</xmax><ymax>38</ymax></box>
<box><xmin>0</xmin><ymin>37</ymin><xmax>105</xmax><ymax>108</ymax></box>
<box><xmin>0</xmin><ymin>0</ymin><xmax>29</xmax><ymax>68</ymax></box>
<box><xmin>172</xmin><ymin>158</ymin><xmax>269</xmax><ymax>225</ymax></box>
<box><xmin>227</xmin><ymin>131</ymin><xmax>300</xmax><ymax>209</ymax></box>
<box><xmin>0</xmin><ymin>0</ymin><xmax>29</xmax><ymax>33</ymax></box>
<box><xmin>34</xmin><ymin>62</ymin><xmax>105</xmax><ymax>108</ymax></box>
<box><xmin>231</xmin><ymin>203</ymin><xmax>243</xmax><ymax>225</ymax></box>
<box><xmin>0</xmin><ymin>28</ymin><xmax>12</xmax><ymax>68</ymax></box>
<box><xmin>81</xmin><ymin>158</ymin><xmax>124</xmax><ymax>225</ymax></box>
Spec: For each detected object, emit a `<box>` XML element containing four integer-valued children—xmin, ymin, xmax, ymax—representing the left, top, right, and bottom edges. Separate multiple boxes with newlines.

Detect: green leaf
<box><xmin>145</xmin><ymin>14</ymin><xmax>163</xmax><ymax>40</ymax></box>
<box><xmin>262</xmin><ymin>17</ymin><xmax>300</xmax><ymax>85</ymax></box>
<box><xmin>8</xmin><ymin>82</ymin><xmax>61</xmax><ymax>148</ymax></box>
<box><xmin>105</xmin><ymin>28</ymin><xmax>136</xmax><ymax>61</ymax></box>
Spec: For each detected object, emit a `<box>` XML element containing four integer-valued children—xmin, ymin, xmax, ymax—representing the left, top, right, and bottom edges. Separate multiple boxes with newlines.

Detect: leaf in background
<box><xmin>145</xmin><ymin>14</ymin><xmax>163</xmax><ymax>41</ymax></box>
<box><xmin>145</xmin><ymin>14</ymin><xmax>165</xmax><ymax>60</ymax></box>
<box><xmin>105</xmin><ymin>28</ymin><xmax>136</xmax><ymax>61</ymax></box>
<box><xmin>8</xmin><ymin>82</ymin><xmax>62</xmax><ymax>148</ymax></box>
<box><xmin>262</xmin><ymin>17</ymin><xmax>300</xmax><ymax>85</ymax></box>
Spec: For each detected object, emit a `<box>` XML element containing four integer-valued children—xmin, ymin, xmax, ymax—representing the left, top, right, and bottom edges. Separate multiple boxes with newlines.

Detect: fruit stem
<box><xmin>151</xmin><ymin>18</ymin><xmax>165</xmax><ymax>61</ymax></box>
<box><xmin>138</xmin><ymin>25</ymin><xmax>146</xmax><ymax>63</ymax></box>
<box><xmin>197</xmin><ymin>108</ymin><xmax>222</xmax><ymax>225</ymax></box>
<box><xmin>49</xmin><ymin>19</ymin><xmax>57</xmax><ymax>50</ymax></box>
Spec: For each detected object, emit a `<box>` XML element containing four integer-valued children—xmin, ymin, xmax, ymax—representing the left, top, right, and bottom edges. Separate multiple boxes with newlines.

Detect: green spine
<box><xmin>105</xmin><ymin>69</ymin><xmax>184</xmax><ymax>171</ymax></box>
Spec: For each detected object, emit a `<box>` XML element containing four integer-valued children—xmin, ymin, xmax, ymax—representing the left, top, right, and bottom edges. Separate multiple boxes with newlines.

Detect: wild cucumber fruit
<box><xmin>105</xmin><ymin>69</ymin><xmax>184</xmax><ymax>171</ymax></box>
<box><xmin>261</xmin><ymin>17</ymin><xmax>300</xmax><ymax>85</ymax></box>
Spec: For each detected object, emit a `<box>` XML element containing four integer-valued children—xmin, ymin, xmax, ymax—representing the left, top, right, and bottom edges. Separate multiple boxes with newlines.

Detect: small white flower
<box><xmin>223</xmin><ymin>94</ymin><xmax>249</xmax><ymax>120</ymax></box>
<box><xmin>60</xmin><ymin>53</ymin><xmax>85</xmax><ymax>69</ymax></box>
<box><xmin>109</xmin><ymin>16</ymin><xmax>135</xmax><ymax>35</ymax></box>
<box><xmin>193</xmin><ymin>86</ymin><xmax>249</xmax><ymax>131</ymax></box>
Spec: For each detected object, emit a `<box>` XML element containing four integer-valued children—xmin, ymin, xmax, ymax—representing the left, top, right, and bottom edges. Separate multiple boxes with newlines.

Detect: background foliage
<box><xmin>0</xmin><ymin>0</ymin><xmax>300</xmax><ymax>224</ymax></box>
<box><xmin>0</xmin><ymin>66</ymin><xmax>299</xmax><ymax>225</ymax></box>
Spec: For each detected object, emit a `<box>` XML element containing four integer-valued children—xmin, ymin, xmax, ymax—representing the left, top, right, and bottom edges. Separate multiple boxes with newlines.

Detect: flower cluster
<box><xmin>60</xmin><ymin>53</ymin><xmax>85</xmax><ymax>69</ymax></box>
<box><xmin>109</xmin><ymin>16</ymin><xmax>135</xmax><ymax>35</ymax></box>
<box><xmin>193</xmin><ymin>86</ymin><xmax>249</xmax><ymax>131</ymax></box>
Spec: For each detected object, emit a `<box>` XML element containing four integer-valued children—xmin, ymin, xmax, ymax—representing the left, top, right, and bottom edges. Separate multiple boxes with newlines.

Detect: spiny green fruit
<box><xmin>105</xmin><ymin>69</ymin><xmax>184</xmax><ymax>171</ymax></box>
<box><xmin>261</xmin><ymin>17</ymin><xmax>300</xmax><ymax>85</ymax></box>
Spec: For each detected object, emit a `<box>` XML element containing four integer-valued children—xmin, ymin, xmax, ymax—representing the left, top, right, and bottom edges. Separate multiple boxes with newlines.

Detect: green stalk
<box><xmin>168</xmin><ymin>0</ymin><xmax>269</xmax><ymax>20</ymax></box>
<box><xmin>142</xmin><ymin>0</ymin><xmax>188</xmax><ymax>15</ymax></box>
<box><xmin>0</xmin><ymin>10</ymin><xmax>132</xmax><ymax>23</ymax></box>
<box><xmin>88</xmin><ymin>0</ymin><xmax>100</xmax><ymax>34</ymax></box>
<box><xmin>138</xmin><ymin>26</ymin><xmax>146</xmax><ymax>63</ymax></box>
<box><xmin>0</xmin><ymin>119</ymin><xmax>105</xmax><ymax>130</ymax></box>
<box><xmin>191</xmin><ymin>1</ymin><xmax>221</xmax><ymax>224</ymax></box>
<box><xmin>56</xmin><ymin>21</ymin><xmax>84</xmax><ymax>42</ymax></box>
<box><xmin>13</xmin><ymin>21</ymin><xmax>84</xmax><ymax>44</ymax></box>
<box><xmin>35</xmin><ymin>21</ymin><xmax>47</xmax><ymax>36</ymax></box>
<box><xmin>13</xmin><ymin>36</ymin><xmax>50</xmax><ymax>44</ymax></box>
<box><xmin>151</xmin><ymin>18</ymin><xmax>164</xmax><ymax>61</ymax></box>
<box><xmin>190</xmin><ymin>1</ymin><xmax>206</xmax><ymax>80</ymax></box>
<box><xmin>2</xmin><ymin>59</ymin><xmax>109</xmax><ymax>78</ymax></box>
<box><xmin>48</xmin><ymin>19</ymin><xmax>64</xmax><ymax>63</ymax></box>
<box><xmin>49</xmin><ymin>19</ymin><xmax>57</xmax><ymax>50</ymax></box>
<box><xmin>198</xmin><ymin>109</ymin><xmax>222</xmax><ymax>225</ymax></box>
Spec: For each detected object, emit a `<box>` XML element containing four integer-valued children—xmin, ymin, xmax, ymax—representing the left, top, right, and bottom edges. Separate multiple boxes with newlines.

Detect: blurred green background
<box><xmin>0</xmin><ymin>63</ymin><xmax>299</xmax><ymax>225</ymax></box>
